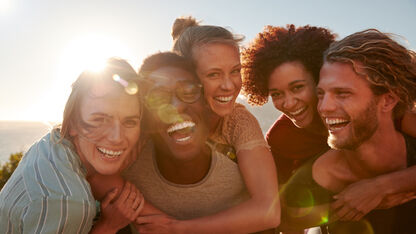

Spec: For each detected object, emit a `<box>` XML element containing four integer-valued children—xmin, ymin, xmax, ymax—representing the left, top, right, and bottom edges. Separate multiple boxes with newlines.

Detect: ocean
<box><xmin>0</xmin><ymin>101</ymin><xmax>281</xmax><ymax>165</ymax></box>
<box><xmin>0</xmin><ymin>121</ymin><xmax>53</xmax><ymax>164</ymax></box>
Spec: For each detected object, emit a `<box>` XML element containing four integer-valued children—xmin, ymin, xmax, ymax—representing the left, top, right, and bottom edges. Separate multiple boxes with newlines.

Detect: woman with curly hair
<box><xmin>242</xmin><ymin>24</ymin><xmax>335</xmax><ymax>186</ymax></box>
<box><xmin>242</xmin><ymin>25</ymin><xmax>416</xmax><ymax>231</ymax></box>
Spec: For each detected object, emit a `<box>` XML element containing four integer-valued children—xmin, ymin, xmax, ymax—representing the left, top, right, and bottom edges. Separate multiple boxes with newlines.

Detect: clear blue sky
<box><xmin>1</xmin><ymin>0</ymin><xmax>415</xmax><ymax>121</ymax></box>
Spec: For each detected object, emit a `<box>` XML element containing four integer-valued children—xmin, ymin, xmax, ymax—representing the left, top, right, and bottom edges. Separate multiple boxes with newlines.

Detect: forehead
<box><xmin>148</xmin><ymin>66</ymin><xmax>195</xmax><ymax>87</ymax></box>
<box><xmin>269</xmin><ymin>61</ymin><xmax>314</xmax><ymax>88</ymax></box>
<box><xmin>80</xmin><ymin>81</ymin><xmax>141</xmax><ymax>116</ymax></box>
<box><xmin>193</xmin><ymin>43</ymin><xmax>240</xmax><ymax>65</ymax></box>
<box><xmin>318</xmin><ymin>62</ymin><xmax>371</xmax><ymax>91</ymax></box>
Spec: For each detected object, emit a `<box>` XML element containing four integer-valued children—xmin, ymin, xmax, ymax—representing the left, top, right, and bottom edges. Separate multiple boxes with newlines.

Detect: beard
<box><xmin>328</xmin><ymin>99</ymin><xmax>379</xmax><ymax>150</ymax></box>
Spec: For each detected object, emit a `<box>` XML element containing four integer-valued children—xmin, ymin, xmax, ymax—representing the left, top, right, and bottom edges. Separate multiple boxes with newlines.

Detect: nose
<box><xmin>220</xmin><ymin>76</ymin><xmax>236</xmax><ymax>91</ymax></box>
<box><xmin>107</xmin><ymin>121</ymin><xmax>123</xmax><ymax>144</ymax></box>
<box><xmin>282</xmin><ymin>94</ymin><xmax>297</xmax><ymax>110</ymax></box>
<box><xmin>317</xmin><ymin>93</ymin><xmax>336</xmax><ymax>115</ymax></box>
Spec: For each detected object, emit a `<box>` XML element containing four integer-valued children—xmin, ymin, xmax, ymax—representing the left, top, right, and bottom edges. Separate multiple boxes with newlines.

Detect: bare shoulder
<box><xmin>401</xmin><ymin>110</ymin><xmax>416</xmax><ymax>138</ymax></box>
<box><xmin>312</xmin><ymin>150</ymin><xmax>349</xmax><ymax>192</ymax></box>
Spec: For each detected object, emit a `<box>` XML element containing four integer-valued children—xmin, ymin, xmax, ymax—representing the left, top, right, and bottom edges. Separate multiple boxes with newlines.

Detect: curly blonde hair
<box><xmin>324</xmin><ymin>29</ymin><xmax>416</xmax><ymax>117</ymax></box>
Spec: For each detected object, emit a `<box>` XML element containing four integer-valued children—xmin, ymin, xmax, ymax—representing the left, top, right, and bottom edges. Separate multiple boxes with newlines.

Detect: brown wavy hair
<box><xmin>241</xmin><ymin>24</ymin><xmax>336</xmax><ymax>106</ymax></box>
<box><xmin>324</xmin><ymin>29</ymin><xmax>416</xmax><ymax>117</ymax></box>
<box><xmin>60</xmin><ymin>58</ymin><xmax>141</xmax><ymax>141</ymax></box>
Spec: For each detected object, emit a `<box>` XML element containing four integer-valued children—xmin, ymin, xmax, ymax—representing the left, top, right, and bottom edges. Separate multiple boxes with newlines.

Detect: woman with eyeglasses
<box><xmin>120</xmin><ymin>51</ymin><xmax>263</xmax><ymax>233</ymax></box>
<box><xmin>136</xmin><ymin>16</ymin><xmax>280</xmax><ymax>233</ymax></box>
<box><xmin>0</xmin><ymin>58</ymin><xmax>144</xmax><ymax>233</ymax></box>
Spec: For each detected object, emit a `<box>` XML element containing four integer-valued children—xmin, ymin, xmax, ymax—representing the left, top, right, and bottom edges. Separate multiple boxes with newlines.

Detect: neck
<box><xmin>155</xmin><ymin>146</ymin><xmax>212</xmax><ymax>184</ymax></box>
<box><xmin>305</xmin><ymin>112</ymin><xmax>328</xmax><ymax>136</ymax></box>
<box><xmin>344</xmin><ymin>121</ymin><xmax>407</xmax><ymax>177</ymax></box>
<box><xmin>207</xmin><ymin>111</ymin><xmax>222</xmax><ymax>135</ymax></box>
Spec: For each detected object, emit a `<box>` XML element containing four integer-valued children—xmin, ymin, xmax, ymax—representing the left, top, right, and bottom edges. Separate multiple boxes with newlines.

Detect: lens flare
<box><xmin>112</xmin><ymin>74</ymin><xmax>138</xmax><ymax>95</ymax></box>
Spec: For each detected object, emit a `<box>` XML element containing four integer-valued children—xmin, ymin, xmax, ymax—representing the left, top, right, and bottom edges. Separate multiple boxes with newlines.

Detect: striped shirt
<box><xmin>0</xmin><ymin>129</ymin><xmax>96</xmax><ymax>234</ymax></box>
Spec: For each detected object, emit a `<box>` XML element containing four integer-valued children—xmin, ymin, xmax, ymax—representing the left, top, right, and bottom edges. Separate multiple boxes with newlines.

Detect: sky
<box><xmin>1</xmin><ymin>0</ymin><xmax>415</xmax><ymax>122</ymax></box>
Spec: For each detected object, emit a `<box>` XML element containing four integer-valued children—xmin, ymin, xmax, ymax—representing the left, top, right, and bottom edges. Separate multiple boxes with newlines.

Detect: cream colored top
<box><xmin>123</xmin><ymin>141</ymin><xmax>250</xmax><ymax>220</ymax></box>
<box><xmin>210</xmin><ymin>103</ymin><xmax>269</xmax><ymax>153</ymax></box>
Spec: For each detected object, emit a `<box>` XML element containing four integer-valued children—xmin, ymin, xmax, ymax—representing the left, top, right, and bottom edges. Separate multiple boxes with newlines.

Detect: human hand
<box><xmin>378</xmin><ymin>192</ymin><xmax>416</xmax><ymax>209</ymax></box>
<box><xmin>135</xmin><ymin>214</ymin><xmax>181</xmax><ymax>234</ymax></box>
<box><xmin>99</xmin><ymin>181</ymin><xmax>145</xmax><ymax>231</ymax></box>
<box><xmin>330</xmin><ymin>178</ymin><xmax>385</xmax><ymax>221</ymax></box>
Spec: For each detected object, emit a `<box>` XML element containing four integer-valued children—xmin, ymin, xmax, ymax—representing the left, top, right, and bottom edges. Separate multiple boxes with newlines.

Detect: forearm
<box><xmin>375</xmin><ymin>165</ymin><xmax>416</xmax><ymax>195</ymax></box>
<box><xmin>177</xmin><ymin>197</ymin><xmax>280</xmax><ymax>234</ymax></box>
<box><xmin>177</xmin><ymin>147</ymin><xmax>281</xmax><ymax>233</ymax></box>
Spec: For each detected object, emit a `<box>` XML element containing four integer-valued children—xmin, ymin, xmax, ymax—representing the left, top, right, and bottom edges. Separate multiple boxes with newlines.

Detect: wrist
<box><xmin>374</xmin><ymin>174</ymin><xmax>396</xmax><ymax>196</ymax></box>
<box><xmin>90</xmin><ymin>219</ymin><xmax>118</xmax><ymax>234</ymax></box>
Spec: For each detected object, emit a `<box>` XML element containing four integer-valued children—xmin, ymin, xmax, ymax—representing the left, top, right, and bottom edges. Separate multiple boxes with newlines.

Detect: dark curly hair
<box><xmin>138</xmin><ymin>51</ymin><xmax>196</xmax><ymax>81</ymax></box>
<box><xmin>324</xmin><ymin>29</ymin><xmax>416</xmax><ymax>117</ymax></box>
<box><xmin>241</xmin><ymin>24</ymin><xmax>336</xmax><ymax>106</ymax></box>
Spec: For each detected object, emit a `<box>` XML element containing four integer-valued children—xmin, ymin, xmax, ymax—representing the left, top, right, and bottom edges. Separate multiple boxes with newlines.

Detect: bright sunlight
<box><xmin>42</xmin><ymin>34</ymin><xmax>136</xmax><ymax>122</ymax></box>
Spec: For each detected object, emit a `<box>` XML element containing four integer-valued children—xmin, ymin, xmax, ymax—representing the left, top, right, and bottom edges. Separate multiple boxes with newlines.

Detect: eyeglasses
<box><xmin>145</xmin><ymin>80</ymin><xmax>202</xmax><ymax>110</ymax></box>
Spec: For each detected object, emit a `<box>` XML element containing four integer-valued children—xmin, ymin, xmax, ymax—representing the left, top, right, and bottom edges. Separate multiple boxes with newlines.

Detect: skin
<box><xmin>268</xmin><ymin>61</ymin><xmax>326</xmax><ymax>134</ymax></box>
<box><xmin>70</xmin><ymin>80</ymin><xmax>142</xmax><ymax>176</ymax></box>
<box><xmin>145</xmin><ymin>66</ymin><xmax>211</xmax><ymax>185</ymax></box>
<box><xmin>194</xmin><ymin>43</ymin><xmax>242</xmax><ymax>119</ymax></box>
<box><xmin>280</xmin><ymin>61</ymin><xmax>413</xmax><ymax>230</ymax></box>
<box><xmin>135</xmin><ymin>66</ymin><xmax>280</xmax><ymax>233</ymax></box>
<box><xmin>68</xmin><ymin>80</ymin><xmax>145</xmax><ymax>233</ymax></box>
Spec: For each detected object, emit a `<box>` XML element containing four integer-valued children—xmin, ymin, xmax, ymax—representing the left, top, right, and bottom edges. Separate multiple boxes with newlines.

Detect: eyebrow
<box><xmin>89</xmin><ymin>113</ymin><xmax>141</xmax><ymax>119</ymax></box>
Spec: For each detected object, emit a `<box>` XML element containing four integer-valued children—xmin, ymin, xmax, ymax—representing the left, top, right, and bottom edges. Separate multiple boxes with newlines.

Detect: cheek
<box><xmin>201</xmin><ymin>80</ymin><xmax>218</xmax><ymax>99</ymax></box>
<box><xmin>272</xmin><ymin>99</ymin><xmax>284</xmax><ymax>111</ymax></box>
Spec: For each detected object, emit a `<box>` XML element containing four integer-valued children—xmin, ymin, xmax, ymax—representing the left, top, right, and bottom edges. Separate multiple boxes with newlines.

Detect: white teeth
<box><xmin>176</xmin><ymin>136</ymin><xmax>191</xmax><ymax>142</ymax></box>
<box><xmin>325</xmin><ymin>118</ymin><xmax>349</xmax><ymax>125</ymax></box>
<box><xmin>97</xmin><ymin>147</ymin><xmax>123</xmax><ymax>158</ymax></box>
<box><xmin>167</xmin><ymin>121</ymin><xmax>196</xmax><ymax>134</ymax></box>
<box><xmin>214</xmin><ymin>96</ymin><xmax>233</xmax><ymax>103</ymax></box>
<box><xmin>290</xmin><ymin>107</ymin><xmax>306</xmax><ymax>115</ymax></box>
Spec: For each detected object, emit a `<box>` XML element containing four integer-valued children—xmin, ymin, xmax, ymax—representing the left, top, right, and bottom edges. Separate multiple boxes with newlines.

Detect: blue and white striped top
<box><xmin>0</xmin><ymin>129</ymin><xmax>96</xmax><ymax>234</ymax></box>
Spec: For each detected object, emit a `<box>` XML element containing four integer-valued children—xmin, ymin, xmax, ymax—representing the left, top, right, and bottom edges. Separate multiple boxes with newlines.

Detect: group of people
<box><xmin>0</xmin><ymin>16</ymin><xmax>415</xmax><ymax>234</ymax></box>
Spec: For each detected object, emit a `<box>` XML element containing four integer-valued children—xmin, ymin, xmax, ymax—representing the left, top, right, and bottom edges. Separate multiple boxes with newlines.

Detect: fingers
<box><xmin>134</xmin><ymin>196</ymin><xmax>145</xmax><ymax>217</ymax></box>
<box><xmin>101</xmin><ymin>188</ymin><xmax>118</xmax><ymax>208</ymax></box>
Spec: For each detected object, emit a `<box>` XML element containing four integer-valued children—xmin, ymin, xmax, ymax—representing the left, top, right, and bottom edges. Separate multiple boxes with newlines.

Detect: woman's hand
<box><xmin>92</xmin><ymin>181</ymin><xmax>145</xmax><ymax>233</ymax></box>
<box><xmin>135</xmin><ymin>214</ymin><xmax>182</xmax><ymax>234</ymax></box>
<box><xmin>331</xmin><ymin>178</ymin><xmax>385</xmax><ymax>221</ymax></box>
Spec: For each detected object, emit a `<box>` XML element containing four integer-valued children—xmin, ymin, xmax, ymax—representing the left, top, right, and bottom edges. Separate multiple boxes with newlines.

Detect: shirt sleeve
<box><xmin>222</xmin><ymin>104</ymin><xmax>269</xmax><ymax>153</ymax></box>
<box><xmin>22</xmin><ymin>197</ymin><xmax>95</xmax><ymax>234</ymax></box>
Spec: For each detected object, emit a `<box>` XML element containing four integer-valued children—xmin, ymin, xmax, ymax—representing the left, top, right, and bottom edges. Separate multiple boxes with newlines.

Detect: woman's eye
<box><xmin>292</xmin><ymin>85</ymin><xmax>304</xmax><ymax>92</ymax></box>
<box><xmin>270</xmin><ymin>92</ymin><xmax>282</xmax><ymax>99</ymax></box>
<box><xmin>123</xmin><ymin>119</ymin><xmax>139</xmax><ymax>128</ymax></box>
<box><xmin>206</xmin><ymin>72</ymin><xmax>220</xmax><ymax>78</ymax></box>
<box><xmin>231</xmin><ymin>68</ymin><xmax>241</xmax><ymax>75</ymax></box>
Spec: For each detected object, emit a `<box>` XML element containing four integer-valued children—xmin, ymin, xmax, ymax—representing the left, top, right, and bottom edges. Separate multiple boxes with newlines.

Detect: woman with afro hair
<box><xmin>242</xmin><ymin>24</ymin><xmax>335</xmax><ymax>187</ymax></box>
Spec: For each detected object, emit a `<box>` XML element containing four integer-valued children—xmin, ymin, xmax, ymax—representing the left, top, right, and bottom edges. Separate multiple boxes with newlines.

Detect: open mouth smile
<box><xmin>97</xmin><ymin>147</ymin><xmax>124</xmax><ymax>159</ymax></box>
<box><xmin>214</xmin><ymin>95</ymin><xmax>233</xmax><ymax>104</ymax></box>
<box><xmin>324</xmin><ymin>117</ymin><xmax>350</xmax><ymax>132</ymax></box>
<box><xmin>289</xmin><ymin>106</ymin><xmax>307</xmax><ymax>116</ymax></box>
<box><xmin>167</xmin><ymin>120</ymin><xmax>196</xmax><ymax>143</ymax></box>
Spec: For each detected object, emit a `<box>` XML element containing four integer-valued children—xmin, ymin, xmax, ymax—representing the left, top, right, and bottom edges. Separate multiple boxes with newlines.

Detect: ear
<box><xmin>379</xmin><ymin>92</ymin><xmax>399</xmax><ymax>113</ymax></box>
